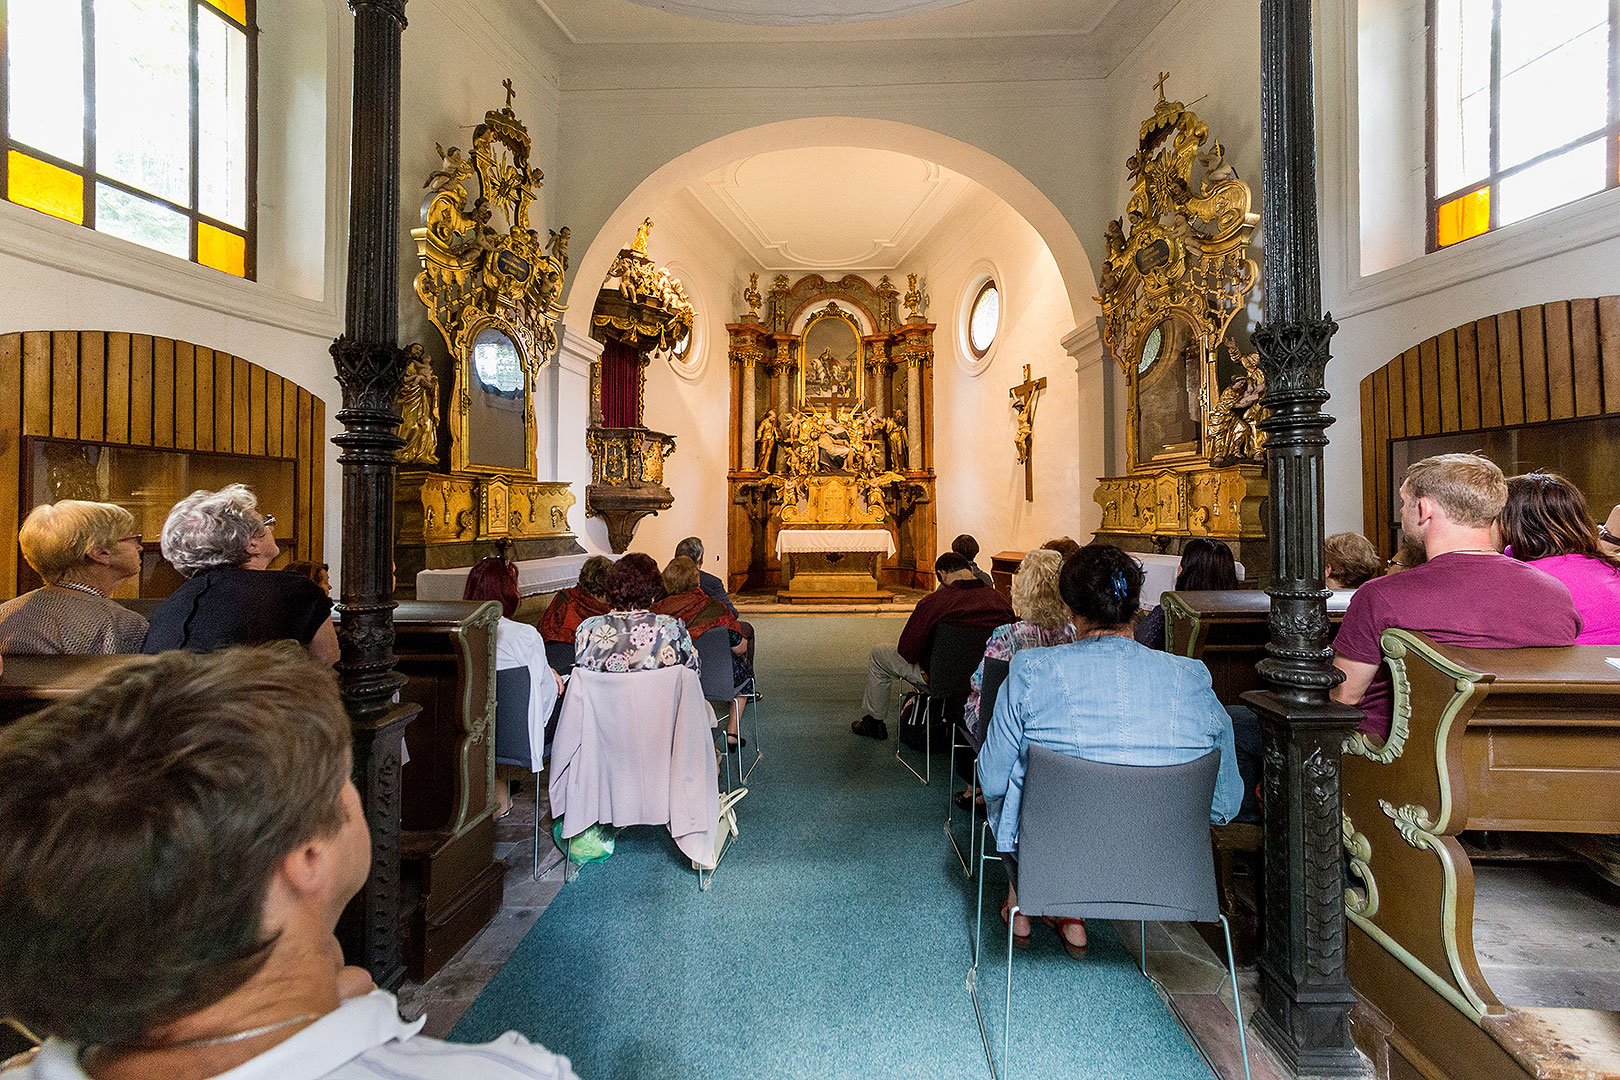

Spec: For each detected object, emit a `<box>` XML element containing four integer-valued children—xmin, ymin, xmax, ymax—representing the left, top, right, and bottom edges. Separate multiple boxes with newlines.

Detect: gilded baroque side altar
<box><xmin>1091</xmin><ymin>82</ymin><xmax>1270</xmax><ymax>575</ymax></box>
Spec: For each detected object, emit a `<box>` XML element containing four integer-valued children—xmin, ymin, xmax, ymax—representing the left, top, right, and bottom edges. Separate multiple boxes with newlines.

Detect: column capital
<box><xmin>556</xmin><ymin>324</ymin><xmax>602</xmax><ymax>378</ymax></box>
<box><xmin>1062</xmin><ymin>319</ymin><xmax>1105</xmax><ymax>373</ymax></box>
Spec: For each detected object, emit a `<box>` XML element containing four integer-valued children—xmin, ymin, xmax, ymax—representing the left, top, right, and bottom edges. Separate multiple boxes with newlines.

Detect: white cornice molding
<box><xmin>1063</xmin><ymin>319</ymin><xmax>1104</xmax><ymax>371</ymax></box>
<box><xmin>556</xmin><ymin>323</ymin><xmax>602</xmax><ymax>376</ymax></box>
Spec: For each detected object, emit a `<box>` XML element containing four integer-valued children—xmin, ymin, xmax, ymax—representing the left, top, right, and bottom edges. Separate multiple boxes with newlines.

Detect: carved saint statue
<box><xmin>756</xmin><ymin>409</ymin><xmax>779</xmax><ymax>474</ymax></box>
<box><xmin>398</xmin><ymin>343</ymin><xmax>441</xmax><ymax>464</ymax></box>
<box><xmin>1207</xmin><ymin>349</ymin><xmax>1267</xmax><ymax>463</ymax></box>
<box><xmin>886</xmin><ymin>410</ymin><xmax>909</xmax><ymax>471</ymax></box>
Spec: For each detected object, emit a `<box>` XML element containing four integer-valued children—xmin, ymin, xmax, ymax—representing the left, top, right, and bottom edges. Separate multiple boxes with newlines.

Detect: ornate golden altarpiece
<box><xmin>726</xmin><ymin>272</ymin><xmax>937</xmax><ymax>595</ymax></box>
<box><xmin>1092</xmin><ymin>86</ymin><xmax>1270</xmax><ymax>575</ymax></box>
<box><xmin>396</xmin><ymin>93</ymin><xmax>579</xmax><ymax>594</ymax></box>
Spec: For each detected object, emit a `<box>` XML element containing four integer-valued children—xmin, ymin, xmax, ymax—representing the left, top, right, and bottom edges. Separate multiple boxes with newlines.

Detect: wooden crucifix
<box><xmin>1009</xmin><ymin>362</ymin><xmax>1046</xmax><ymax>502</ymax></box>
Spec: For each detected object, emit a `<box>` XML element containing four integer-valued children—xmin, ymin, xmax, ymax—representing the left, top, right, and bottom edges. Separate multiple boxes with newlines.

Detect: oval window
<box><xmin>968</xmin><ymin>279</ymin><xmax>999</xmax><ymax>358</ymax></box>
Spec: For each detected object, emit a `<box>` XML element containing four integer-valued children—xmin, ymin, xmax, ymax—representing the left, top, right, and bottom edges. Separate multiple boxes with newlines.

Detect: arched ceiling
<box><xmin>685</xmin><ymin>147</ymin><xmax>982</xmax><ymax>271</ymax></box>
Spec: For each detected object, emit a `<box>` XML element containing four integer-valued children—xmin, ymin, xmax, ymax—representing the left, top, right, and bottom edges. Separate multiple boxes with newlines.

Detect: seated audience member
<box><xmin>1601</xmin><ymin>504</ymin><xmax>1619</xmax><ymax>553</ymax></box>
<box><xmin>674</xmin><ymin>536</ymin><xmax>756</xmax><ymax>671</ymax></box>
<box><xmin>1501</xmin><ymin>472</ymin><xmax>1620</xmax><ymax>645</ymax></box>
<box><xmin>1383</xmin><ymin>534</ymin><xmax>1427</xmax><ymax>575</ymax></box>
<box><xmin>851</xmin><ymin>551</ymin><xmax>1014</xmax><ymax>740</ymax></box>
<box><xmin>0</xmin><ymin>645</ymin><xmax>577</xmax><ymax>1080</ymax></box>
<box><xmin>654</xmin><ymin>555</ymin><xmax>750</xmax><ymax>747</ymax></box>
<box><xmin>0</xmin><ymin>501</ymin><xmax>147</xmax><ymax>655</ymax></box>
<box><xmin>465</xmin><ymin>557</ymin><xmax>565</xmax><ymax>818</ymax></box>
<box><xmin>1133</xmin><ymin>537</ymin><xmax>1240</xmax><ymax>650</ymax></box>
<box><xmin>284</xmin><ymin>559</ymin><xmax>332</xmax><ymax>596</ymax></box>
<box><xmin>951</xmin><ymin>533</ymin><xmax>995</xmax><ymax>587</ymax></box>
<box><xmin>1325</xmin><ymin>532</ymin><xmax>1382</xmax><ymax>589</ymax></box>
<box><xmin>979</xmin><ymin>544</ymin><xmax>1242</xmax><ymax>953</ymax></box>
<box><xmin>956</xmin><ymin>548</ymin><xmax>1077</xmax><ymax>808</ymax></box>
<box><xmin>1041</xmin><ymin>536</ymin><xmax>1082</xmax><ymax>560</ymax></box>
<box><xmin>575</xmin><ymin>553</ymin><xmax>698</xmax><ymax>674</ymax></box>
<box><xmin>1332</xmin><ymin>454</ymin><xmax>1582</xmax><ymax>739</ymax></box>
<box><xmin>143</xmin><ymin>485</ymin><xmax>339</xmax><ymax>664</ymax></box>
<box><xmin>538</xmin><ymin>554</ymin><xmax>612</xmax><ymax>644</ymax></box>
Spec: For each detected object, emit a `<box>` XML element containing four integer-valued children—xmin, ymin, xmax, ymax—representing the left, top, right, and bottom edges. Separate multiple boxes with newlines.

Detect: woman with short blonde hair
<box><xmin>0</xmin><ymin>501</ymin><xmax>148</xmax><ymax>654</ymax></box>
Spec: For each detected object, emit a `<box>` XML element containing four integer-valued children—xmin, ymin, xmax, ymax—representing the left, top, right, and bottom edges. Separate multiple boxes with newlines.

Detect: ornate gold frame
<box><xmin>412</xmin><ymin>95</ymin><xmax>568</xmax><ymax>480</ymax></box>
<box><xmin>796</xmin><ymin>303</ymin><xmax>865</xmax><ymax>410</ymax></box>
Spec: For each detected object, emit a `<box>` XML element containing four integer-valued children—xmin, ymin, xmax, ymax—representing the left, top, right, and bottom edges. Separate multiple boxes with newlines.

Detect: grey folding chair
<box><xmin>969</xmin><ymin>746</ymin><xmax>1251</xmax><ymax>1080</ymax></box>
<box><xmin>945</xmin><ymin>655</ymin><xmax>1008</xmax><ymax>877</ymax></box>
<box><xmin>694</xmin><ymin>628</ymin><xmax>760</xmax><ymax>790</ymax></box>
<box><xmin>898</xmin><ymin>622</ymin><xmax>995</xmax><ymax>785</ymax></box>
<box><xmin>492</xmin><ymin>665</ymin><xmax>552</xmax><ymax>881</ymax></box>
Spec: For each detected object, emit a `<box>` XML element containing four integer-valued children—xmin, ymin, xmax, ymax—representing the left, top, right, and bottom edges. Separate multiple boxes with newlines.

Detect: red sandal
<box><xmin>1042</xmin><ymin>916</ymin><xmax>1088</xmax><ymax>958</ymax></box>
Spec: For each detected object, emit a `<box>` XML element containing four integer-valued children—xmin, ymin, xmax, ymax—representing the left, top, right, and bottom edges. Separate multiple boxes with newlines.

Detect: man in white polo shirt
<box><xmin>0</xmin><ymin>644</ymin><xmax>578</xmax><ymax>1080</ymax></box>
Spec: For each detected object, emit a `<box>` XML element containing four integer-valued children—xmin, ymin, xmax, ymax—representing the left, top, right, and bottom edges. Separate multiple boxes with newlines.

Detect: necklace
<box><xmin>53</xmin><ymin>581</ymin><xmax>106</xmax><ymax>598</ymax></box>
<box><xmin>105</xmin><ymin>1013</ymin><xmax>321</xmax><ymax>1057</ymax></box>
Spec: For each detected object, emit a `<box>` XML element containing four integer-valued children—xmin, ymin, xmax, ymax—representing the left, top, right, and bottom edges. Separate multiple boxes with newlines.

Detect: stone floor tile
<box><xmin>1145</xmin><ymin>950</ymin><xmax>1227</xmax><ymax>994</ymax></box>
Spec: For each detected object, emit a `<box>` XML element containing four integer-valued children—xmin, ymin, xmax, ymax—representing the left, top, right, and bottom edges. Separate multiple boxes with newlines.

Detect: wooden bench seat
<box><xmin>1343</xmin><ymin>630</ymin><xmax>1620</xmax><ymax>1080</ymax></box>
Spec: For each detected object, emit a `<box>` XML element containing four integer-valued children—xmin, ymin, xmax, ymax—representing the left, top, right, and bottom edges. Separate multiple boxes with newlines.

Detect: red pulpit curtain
<box><xmin>601</xmin><ymin>338</ymin><xmax>640</xmax><ymax>427</ymax></box>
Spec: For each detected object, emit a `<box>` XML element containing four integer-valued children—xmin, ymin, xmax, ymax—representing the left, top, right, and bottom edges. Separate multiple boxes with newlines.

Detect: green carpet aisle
<box><xmin>451</xmin><ymin>615</ymin><xmax>1215</xmax><ymax>1079</ymax></box>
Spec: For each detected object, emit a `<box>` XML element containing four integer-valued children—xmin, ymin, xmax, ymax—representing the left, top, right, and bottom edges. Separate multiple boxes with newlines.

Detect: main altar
<box><xmin>726</xmin><ymin>273</ymin><xmax>936</xmax><ymax>600</ymax></box>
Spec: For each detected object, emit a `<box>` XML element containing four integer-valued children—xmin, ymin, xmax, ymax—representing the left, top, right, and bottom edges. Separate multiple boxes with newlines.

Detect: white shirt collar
<box><xmin>21</xmin><ymin>991</ymin><xmax>424</xmax><ymax>1080</ymax></box>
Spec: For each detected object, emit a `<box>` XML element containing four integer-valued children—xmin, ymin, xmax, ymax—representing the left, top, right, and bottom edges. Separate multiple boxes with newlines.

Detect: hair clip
<box><xmin>1111</xmin><ymin>569</ymin><xmax>1128</xmax><ymax>599</ymax></box>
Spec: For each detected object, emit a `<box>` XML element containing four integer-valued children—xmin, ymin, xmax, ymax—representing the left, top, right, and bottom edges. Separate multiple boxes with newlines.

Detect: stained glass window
<box><xmin>2</xmin><ymin>1</ymin><xmax>256</xmax><ymax>277</ymax></box>
<box><xmin>1429</xmin><ymin>0</ymin><xmax>1618</xmax><ymax>250</ymax></box>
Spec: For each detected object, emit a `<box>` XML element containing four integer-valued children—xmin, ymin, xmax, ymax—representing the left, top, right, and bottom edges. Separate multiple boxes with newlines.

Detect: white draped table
<box><xmin>774</xmin><ymin>528</ymin><xmax>895</xmax><ymax>603</ymax></box>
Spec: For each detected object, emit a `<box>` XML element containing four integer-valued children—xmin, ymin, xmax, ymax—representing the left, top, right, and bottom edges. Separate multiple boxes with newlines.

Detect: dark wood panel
<box><xmin>78</xmin><ymin>332</ymin><xmax>105</xmax><ymax>443</ymax></box>
<box><xmin>1477</xmin><ymin>316</ymin><xmax>1502</xmax><ymax>428</ymax></box>
<box><xmin>249</xmin><ymin>365</ymin><xmax>267</xmax><ymax>456</ymax></box>
<box><xmin>174</xmin><ymin>343</ymin><xmax>195</xmax><ymax>451</ymax></box>
<box><xmin>309</xmin><ymin>396</ymin><xmax>324</xmax><ymax>564</ymax></box>
<box><xmin>194</xmin><ymin>347</ymin><xmax>215</xmax><ymax>452</ymax></box>
<box><xmin>1601</xmin><ymin>295</ymin><xmax>1620</xmax><ymax>414</ymax></box>
<box><xmin>1437</xmin><ymin>330</ymin><xmax>1459</xmax><ymax>433</ymax></box>
<box><xmin>266</xmin><ymin>375</ymin><xmax>283</xmax><ymax>457</ymax></box>
<box><xmin>1543</xmin><ymin>300</ymin><xmax>1574</xmax><ymax>420</ymax></box>
<box><xmin>1456</xmin><ymin>322</ymin><xmax>1480</xmax><ymax>431</ymax></box>
<box><xmin>1402</xmin><ymin>345</ymin><xmax>1423</xmax><ymax>435</ymax></box>
<box><xmin>0</xmin><ymin>335</ymin><xmax>22</xmax><ymax>596</ymax></box>
<box><xmin>297</xmin><ymin>387</ymin><xmax>313</xmax><ymax>565</ymax></box>
<box><xmin>129</xmin><ymin>335</ymin><xmax>153</xmax><ymax>447</ymax></box>
<box><xmin>1362</xmin><ymin>376</ymin><xmax>1378</xmax><ymax>540</ymax></box>
<box><xmin>152</xmin><ymin>337</ymin><xmax>175</xmax><ymax>449</ymax></box>
<box><xmin>1498</xmin><ymin>312</ymin><xmax>1525</xmax><ymax>426</ymax></box>
<box><xmin>1419</xmin><ymin>336</ymin><xmax>1441</xmax><ymax>432</ymax></box>
<box><xmin>214</xmin><ymin>352</ymin><xmax>233</xmax><ymax>456</ymax></box>
<box><xmin>1388</xmin><ymin>349</ymin><xmax>1408</xmax><ymax>440</ymax></box>
<box><xmin>21</xmin><ymin>332</ymin><xmax>50</xmax><ymax>438</ymax></box>
<box><xmin>104</xmin><ymin>333</ymin><xmax>130</xmax><ymax>444</ymax></box>
<box><xmin>50</xmin><ymin>331</ymin><xmax>77</xmax><ymax>439</ymax></box>
<box><xmin>1373</xmin><ymin>367</ymin><xmax>1391</xmax><ymax>554</ymax></box>
<box><xmin>233</xmin><ymin>355</ymin><xmax>250</xmax><ymax>454</ymax></box>
<box><xmin>1570</xmin><ymin>297</ymin><xmax>1602</xmax><ymax>417</ymax></box>
<box><xmin>281</xmin><ymin>380</ymin><xmax>298</xmax><ymax>466</ymax></box>
<box><xmin>1519</xmin><ymin>305</ymin><xmax>1548</xmax><ymax>424</ymax></box>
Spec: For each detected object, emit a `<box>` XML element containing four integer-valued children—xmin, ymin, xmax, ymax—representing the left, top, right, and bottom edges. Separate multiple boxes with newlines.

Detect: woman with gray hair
<box><xmin>0</xmin><ymin>500</ymin><xmax>148</xmax><ymax>654</ymax></box>
<box><xmin>142</xmin><ymin>484</ymin><xmax>338</xmax><ymax>664</ymax></box>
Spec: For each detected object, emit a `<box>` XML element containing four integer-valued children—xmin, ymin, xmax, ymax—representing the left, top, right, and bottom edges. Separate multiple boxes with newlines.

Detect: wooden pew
<box><xmin>0</xmin><ymin>654</ymin><xmax>145</xmax><ymax>725</ymax></box>
<box><xmin>1162</xmin><ymin>588</ymin><xmax>1353</xmax><ymax>703</ymax></box>
<box><xmin>393</xmin><ymin>600</ymin><xmax>506</xmax><ymax>981</ymax></box>
<box><xmin>1342</xmin><ymin>630</ymin><xmax>1620</xmax><ymax>1080</ymax></box>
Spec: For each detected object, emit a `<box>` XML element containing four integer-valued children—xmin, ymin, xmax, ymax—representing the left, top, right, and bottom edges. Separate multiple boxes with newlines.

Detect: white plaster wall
<box><xmin>912</xmin><ymin>198</ymin><xmax>1101</xmax><ymax>553</ymax></box>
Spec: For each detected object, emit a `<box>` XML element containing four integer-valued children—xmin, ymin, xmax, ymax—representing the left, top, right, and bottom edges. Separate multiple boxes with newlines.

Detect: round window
<box><xmin>472</xmin><ymin>328</ymin><xmax>524</xmax><ymax>394</ymax></box>
<box><xmin>968</xmin><ymin>279</ymin><xmax>1000</xmax><ymax>358</ymax></box>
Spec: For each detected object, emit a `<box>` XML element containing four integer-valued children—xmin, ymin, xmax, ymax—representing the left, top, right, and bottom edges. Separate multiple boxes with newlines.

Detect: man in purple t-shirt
<box><xmin>1332</xmin><ymin>453</ymin><xmax>1583</xmax><ymax>739</ymax></box>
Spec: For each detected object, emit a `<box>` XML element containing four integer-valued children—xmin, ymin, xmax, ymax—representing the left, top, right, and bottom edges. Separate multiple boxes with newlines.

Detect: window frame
<box><xmin>0</xmin><ymin>0</ymin><xmax>259</xmax><ymax>278</ymax></box>
<box><xmin>967</xmin><ymin>276</ymin><xmax>999</xmax><ymax>359</ymax></box>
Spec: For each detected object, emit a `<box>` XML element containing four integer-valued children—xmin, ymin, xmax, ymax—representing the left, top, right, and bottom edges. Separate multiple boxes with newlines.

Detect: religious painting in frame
<box><xmin>796</xmin><ymin>304</ymin><xmax>864</xmax><ymax>411</ymax></box>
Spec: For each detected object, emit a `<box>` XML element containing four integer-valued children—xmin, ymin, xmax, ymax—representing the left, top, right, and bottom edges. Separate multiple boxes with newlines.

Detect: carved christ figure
<box><xmin>756</xmin><ymin>409</ymin><xmax>779</xmax><ymax>474</ymax></box>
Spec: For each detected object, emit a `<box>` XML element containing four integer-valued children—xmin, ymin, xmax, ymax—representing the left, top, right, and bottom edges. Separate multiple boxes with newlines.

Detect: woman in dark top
<box><xmin>143</xmin><ymin>484</ymin><xmax>337</xmax><ymax>664</ymax></box>
<box><xmin>1133</xmin><ymin>537</ymin><xmax>1239</xmax><ymax>650</ymax></box>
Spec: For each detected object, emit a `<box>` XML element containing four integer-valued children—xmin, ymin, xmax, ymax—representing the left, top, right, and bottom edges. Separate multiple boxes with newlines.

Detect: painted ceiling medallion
<box><xmin>624</xmin><ymin>0</ymin><xmax>972</xmax><ymax>26</ymax></box>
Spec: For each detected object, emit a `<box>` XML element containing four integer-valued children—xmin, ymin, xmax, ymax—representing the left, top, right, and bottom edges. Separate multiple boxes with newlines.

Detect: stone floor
<box><xmin>1473</xmin><ymin>860</ymin><xmax>1620</xmax><ymax>1011</ymax></box>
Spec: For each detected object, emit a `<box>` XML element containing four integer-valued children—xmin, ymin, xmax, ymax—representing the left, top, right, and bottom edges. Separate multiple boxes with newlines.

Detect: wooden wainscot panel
<box><xmin>78</xmin><ymin>332</ymin><xmax>106</xmax><ymax>443</ymax></box>
<box><xmin>130</xmin><ymin>334</ymin><xmax>153</xmax><ymax>446</ymax></box>
<box><xmin>174</xmin><ymin>341</ymin><xmax>195</xmax><ymax>451</ymax></box>
<box><xmin>51</xmin><ymin>331</ymin><xmax>78</xmax><ymax>439</ymax></box>
<box><xmin>152</xmin><ymin>336</ymin><xmax>175</xmax><ymax>449</ymax></box>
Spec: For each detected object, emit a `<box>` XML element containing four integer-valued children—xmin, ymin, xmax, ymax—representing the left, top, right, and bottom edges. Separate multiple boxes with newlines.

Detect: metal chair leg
<box><xmin>895</xmin><ymin>693</ymin><xmax>933</xmax><ymax>785</ymax></box>
<box><xmin>974</xmin><ymin>821</ymin><xmax>993</xmax><ymax>967</ymax></box>
<box><xmin>1221</xmin><ymin>914</ymin><xmax>1253</xmax><ymax>1080</ymax></box>
<box><xmin>1139</xmin><ymin>918</ymin><xmax>1148</xmax><ymax>974</ymax></box>
<box><xmin>739</xmin><ymin>690</ymin><xmax>763</xmax><ymax>782</ymax></box>
<box><xmin>1003</xmin><ymin>903</ymin><xmax>1019</xmax><ymax>1080</ymax></box>
<box><xmin>945</xmin><ymin>725</ymin><xmax>972</xmax><ymax>875</ymax></box>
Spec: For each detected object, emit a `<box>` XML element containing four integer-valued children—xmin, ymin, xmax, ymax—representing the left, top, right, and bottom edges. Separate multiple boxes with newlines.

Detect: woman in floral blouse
<box><xmin>574</xmin><ymin>553</ymin><xmax>699</xmax><ymax>674</ymax></box>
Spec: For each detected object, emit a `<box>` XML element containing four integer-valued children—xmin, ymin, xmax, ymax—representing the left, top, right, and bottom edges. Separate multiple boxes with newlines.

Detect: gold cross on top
<box><xmin>1154</xmin><ymin>71</ymin><xmax>1170</xmax><ymax>100</ymax></box>
<box><xmin>503</xmin><ymin>79</ymin><xmax>516</xmax><ymax>108</ymax></box>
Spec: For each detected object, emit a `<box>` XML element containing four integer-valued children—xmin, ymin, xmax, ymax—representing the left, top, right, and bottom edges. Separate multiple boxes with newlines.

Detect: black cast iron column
<box><xmin>331</xmin><ymin>0</ymin><xmax>416</xmax><ymax>989</ymax></box>
<box><xmin>1241</xmin><ymin>0</ymin><xmax>1367</xmax><ymax>1074</ymax></box>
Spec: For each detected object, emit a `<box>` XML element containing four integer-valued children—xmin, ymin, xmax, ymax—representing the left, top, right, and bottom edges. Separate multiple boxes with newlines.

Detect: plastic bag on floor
<box><xmin>553</xmin><ymin>820</ymin><xmax>617</xmax><ymax>866</ymax></box>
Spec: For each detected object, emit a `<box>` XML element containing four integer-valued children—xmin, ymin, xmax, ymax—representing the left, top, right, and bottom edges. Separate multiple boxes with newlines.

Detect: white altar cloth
<box><xmin>1134</xmin><ymin>551</ymin><xmax>1246</xmax><ymax>608</ymax></box>
<box><xmin>775</xmin><ymin>528</ymin><xmax>895</xmax><ymax>560</ymax></box>
<box><xmin>415</xmin><ymin>552</ymin><xmax>609</xmax><ymax>601</ymax></box>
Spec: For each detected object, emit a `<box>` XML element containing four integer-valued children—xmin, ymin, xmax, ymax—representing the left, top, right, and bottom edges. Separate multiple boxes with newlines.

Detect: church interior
<box><xmin>2</xmin><ymin>0</ymin><xmax>1620</xmax><ymax>1078</ymax></box>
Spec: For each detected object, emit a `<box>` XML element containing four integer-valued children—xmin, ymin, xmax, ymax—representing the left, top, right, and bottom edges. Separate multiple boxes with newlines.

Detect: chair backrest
<box><xmin>493</xmin><ymin>665</ymin><xmax>533</xmax><ymax>768</ymax></box>
<box><xmin>928</xmin><ymin>622</ymin><xmax>997</xmax><ymax>696</ymax></box>
<box><xmin>973</xmin><ymin>656</ymin><xmax>1011</xmax><ymax>744</ymax></box>
<box><xmin>545</xmin><ymin>638</ymin><xmax>576</xmax><ymax>675</ymax></box>
<box><xmin>1016</xmin><ymin>744</ymin><xmax>1222</xmax><ymax>923</ymax></box>
<box><xmin>694</xmin><ymin>627</ymin><xmax>739</xmax><ymax>702</ymax></box>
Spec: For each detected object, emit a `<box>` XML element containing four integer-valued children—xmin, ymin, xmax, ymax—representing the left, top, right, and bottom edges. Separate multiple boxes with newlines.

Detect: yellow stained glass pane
<box><xmin>201</xmin><ymin>0</ymin><xmax>248</xmax><ymax>24</ymax></box>
<box><xmin>198</xmin><ymin>222</ymin><xmax>247</xmax><ymax>277</ymax></box>
<box><xmin>1436</xmin><ymin>186</ymin><xmax>1490</xmax><ymax>247</ymax></box>
<box><xmin>8</xmin><ymin>151</ymin><xmax>84</xmax><ymax>225</ymax></box>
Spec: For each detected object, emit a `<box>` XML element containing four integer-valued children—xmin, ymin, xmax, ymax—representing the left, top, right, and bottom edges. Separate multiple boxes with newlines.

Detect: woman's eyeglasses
<box><xmin>254</xmin><ymin>514</ymin><xmax>276</xmax><ymax>537</ymax></box>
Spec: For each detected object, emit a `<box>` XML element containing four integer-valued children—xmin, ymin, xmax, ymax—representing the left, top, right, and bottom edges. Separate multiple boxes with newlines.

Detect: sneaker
<box><xmin>851</xmin><ymin>715</ymin><xmax>888</xmax><ymax>740</ymax></box>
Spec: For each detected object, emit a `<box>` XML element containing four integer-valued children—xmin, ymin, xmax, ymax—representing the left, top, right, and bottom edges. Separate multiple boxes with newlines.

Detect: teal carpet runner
<box><xmin>452</xmin><ymin>615</ymin><xmax>1214</xmax><ymax>1079</ymax></box>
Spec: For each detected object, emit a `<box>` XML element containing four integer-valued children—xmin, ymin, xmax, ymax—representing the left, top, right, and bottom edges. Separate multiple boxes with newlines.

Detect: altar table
<box><xmin>775</xmin><ymin>528</ymin><xmax>895</xmax><ymax>603</ymax></box>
